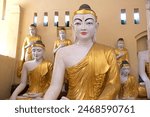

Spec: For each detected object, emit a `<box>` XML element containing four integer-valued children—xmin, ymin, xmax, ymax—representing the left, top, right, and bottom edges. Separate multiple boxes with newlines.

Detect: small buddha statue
<box><xmin>53</xmin><ymin>27</ymin><xmax>72</xmax><ymax>55</ymax></box>
<box><xmin>118</xmin><ymin>60</ymin><xmax>138</xmax><ymax>100</ymax></box>
<box><xmin>10</xmin><ymin>40</ymin><xmax>52</xmax><ymax>100</ymax></box>
<box><xmin>17</xmin><ymin>24</ymin><xmax>41</xmax><ymax>77</ymax></box>
<box><xmin>114</xmin><ymin>38</ymin><xmax>129</xmax><ymax>67</ymax></box>
<box><xmin>43</xmin><ymin>4</ymin><xmax>120</xmax><ymax>100</ymax></box>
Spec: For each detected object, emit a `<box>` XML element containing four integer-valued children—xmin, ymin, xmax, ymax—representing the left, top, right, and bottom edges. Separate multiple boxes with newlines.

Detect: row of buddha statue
<box><xmin>10</xmin><ymin>4</ymin><xmax>149</xmax><ymax>100</ymax></box>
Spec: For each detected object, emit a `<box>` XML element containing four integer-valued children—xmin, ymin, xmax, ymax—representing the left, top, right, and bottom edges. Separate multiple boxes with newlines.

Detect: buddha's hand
<box><xmin>24</xmin><ymin>42</ymin><xmax>34</xmax><ymax>49</ymax></box>
<box><xmin>60</xmin><ymin>96</ymin><xmax>69</xmax><ymax>100</ymax></box>
<box><xmin>119</xmin><ymin>52</ymin><xmax>125</xmax><ymax>57</ymax></box>
<box><xmin>59</xmin><ymin>44</ymin><xmax>65</xmax><ymax>48</ymax></box>
<box><xmin>9</xmin><ymin>96</ymin><xmax>16</xmax><ymax>100</ymax></box>
<box><xmin>120</xmin><ymin>76</ymin><xmax>127</xmax><ymax>84</ymax></box>
<box><xmin>23</xmin><ymin>93</ymin><xmax>43</xmax><ymax>98</ymax></box>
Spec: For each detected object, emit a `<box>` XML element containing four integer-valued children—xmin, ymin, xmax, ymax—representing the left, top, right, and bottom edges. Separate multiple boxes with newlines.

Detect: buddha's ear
<box><xmin>71</xmin><ymin>24</ymin><xmax>77</xmax><ymax>42</ymax></box>
<box><xmin>95</xmin><ymin>22</ymin><xmax>99</xmax><ymax>30</ymax></box>
<box><xmin>71</xmin><ymin>24</ymin><xmax>75</xmax><ymax>31</ymax></box>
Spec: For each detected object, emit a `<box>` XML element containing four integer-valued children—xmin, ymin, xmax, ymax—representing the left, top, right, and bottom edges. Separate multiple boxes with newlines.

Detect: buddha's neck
<box><xmin>34</xmin><ymin>58</ymin><xmax>43</xmax><ymax>63</ymax></box>
<box><xmin>75</xmin><ymin>39</ymin><xmax>93</xmax><ymax>47</ymax></box>
<box><xmin>60</xmin><ymin>37</ymin><xmax>65</xmax><ymax>40</ymax></box>
<box><xmin>118</xmin><ymin>47</ymin><xmax>124</xmax><ymax>50</ymax></box>
<box><xmin>121</xmin><ymin>74</ymin><xmax>128</xmax><ymax>78</ymax></box>
<box><xmin>31</xmin><ymin>34</ymin><xmax>36</xmax><ymax>36</ymax></box>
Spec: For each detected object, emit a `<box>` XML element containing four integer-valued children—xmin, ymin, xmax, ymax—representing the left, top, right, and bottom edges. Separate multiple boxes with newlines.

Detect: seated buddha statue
<box><xmin>43</xmin><ymin>4</ymin><xmax>120</xmax><ymax>100</ymax></box>
<box><xmin>10</xmin><ymin>40</ymin><xmax>52</xmax><ymax>100</ymax></box>
<box><xmin>17</xmin><ymin>24</ymin><xmax>41</xmax><ymax>77</ymax></box>
<box><xmin>53</xmin><ymin>27</ymin><xmax>72</xmax><ymax>56</ymax></box>
<box><xmin>114</xmin><ymin>38</ymin><xmax>129</xmax><ymax>67</ymax></box>
<box><xmin>118</xmin><ymin>60</ymin><xmax>138</xmax><ymax>99</ymax></box>
<box><xmin>138</xmin><ymin>49</ymin><xmax>150</xmax><ymax>99</ymax></box>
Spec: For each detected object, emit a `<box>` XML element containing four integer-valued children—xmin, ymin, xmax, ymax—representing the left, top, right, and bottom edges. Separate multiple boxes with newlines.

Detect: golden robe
<box><xmin>17</xmin><ymin>60</ymin><xmax>52</xmax><ymax>100</ymax></box>
<box><xmin>17</xmin><ymin>35</ymin><xmax>41</xmax><ymax>77</ymax></box>
<box><xmin>66</xmin><ymin>43</ymin><xmax>120</xmax><ymax>100</ymax></box>
<box><xmin>114</xmin><ymin>48</ymin><xmax>129</xmax><ymax>67</ymax></box>
<box><xmin>145</xmin><ymin>62</ymin><xmax>150</xmax><ymax>80</ymax></box>
<box><xmin>54</xmin><ymin>39</ymin><xmax>72</xmax><ymax>52</ymax></box>
<box><xmin>119</xmin><ymin>75</ymin><xmax>138</xmax><ymax>99</ymax></box>
<box><xmin>138</xmin><ymin>84</ymin><xmax>147</xmax><ymax>98</ymax></box>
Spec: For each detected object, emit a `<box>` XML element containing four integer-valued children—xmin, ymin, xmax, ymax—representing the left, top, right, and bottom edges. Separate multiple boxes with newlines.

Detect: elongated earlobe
<box><xmin>92</xmin><ymin>22</ymin><xmax>99</xmax><ymax>42</ymax></box>
<box><xmin>96</xmin><ymin>22</ymin><xmax>99</xmax><ymax>29</ymax></box>
<box><xmin>72</xmin><ymin>25</ymin><xmax>76</xmax><ymax>42</ymax></box>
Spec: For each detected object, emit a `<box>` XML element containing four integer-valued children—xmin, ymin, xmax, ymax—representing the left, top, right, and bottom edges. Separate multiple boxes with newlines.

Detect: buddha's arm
<box><xmin>116</xmin><ymin>53</ymin><xmax>121</xmax><ymax>59</ymax></box>
<box><xmin>43</xmin><ymin>50</ymin><xmax>65</xmax><ymax>100</ymax></box>
<box><xmin>98</xmin><ymin>49</ymin><xmax>120</xmax><ymax>100</ymax></box>
<box><xmin>116</xmin><ymin>52</ymin><xmax>124</xmax><ymax>59</ymax></box>
<box><xmin>138</xmin><ymin>52</ymin><xmax>149</xmax><ymax>81</ymax></box>
<box><xmin>10</xmin><ymin>64</ymin><xmax>28</xmax><ymax>100</ymax></box>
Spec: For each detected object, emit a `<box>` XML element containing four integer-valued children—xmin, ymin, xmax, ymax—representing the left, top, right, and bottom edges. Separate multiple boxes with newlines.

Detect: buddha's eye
<box><xmin>74</xmin><ymin>22</ymin><xmax>81</xmax><ymax>26</ymax></box>
<box><xmin>32</xmin><ymin>49</ymin><xmax>36</xmax><ymax>52</ymax></box>
<box><xmin>87</xmin><ymin>22</ymin><xmax>93</xmax><ymax>25</ymax></box>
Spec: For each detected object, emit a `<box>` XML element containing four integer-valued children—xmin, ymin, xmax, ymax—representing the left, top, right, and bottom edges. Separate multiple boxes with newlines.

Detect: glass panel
<box><xmin>121</xmin><ymin>9</ymin><xmax>126</xmax><ymax>25</ymax></box>
<box><xmin>54</xmin><ymin>11</ymin><xmax>59</xmax><ymax>27</ymax></box>
<box><xmin>33</xmin><ymin>12</ymin><xmax>37</xmax><ymax>26</ymax></box>
<box><xmin>65</xmin><ymin>11</ymin><xmax>70</xmax><ymax>27</ymax></box>
<box><xmin>134</xmin><ymin>8</ymin><xmax>140</xmax><ymax>24</ymax></box>
<box><xmin>43</xmin><ymin>12</ymin><xmax>48</xmax><ymax>26</ymax></box>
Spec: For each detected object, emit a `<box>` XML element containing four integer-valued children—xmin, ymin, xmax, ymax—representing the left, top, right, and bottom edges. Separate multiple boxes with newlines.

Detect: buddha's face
<box><xmin>29</xmin><ymin>26</ymin><xmax>37</xmax><ymax>36</ymax></box>
<box><xmin>32</xmin><ymin>46</ymin><xmax>44</xmax><ymax>61</ymax></box>
<box><xmin>121</xmin><ymin>65</ymin><xmax>130</xmax><ymax>76</ymax></box>
<box><xmin>117</xmin><ymin>40</ymin><xmax>124</xmax><ymax>49</ymax></box>
<box><xmin>73</xmin><ymin>14</ymin><xmax>97</xmax><ymax>41</ymax></box>
<box><xmin>59</xmin><ymin>30</ymin><xmax>66</xmax><ymax>39</ymax></box>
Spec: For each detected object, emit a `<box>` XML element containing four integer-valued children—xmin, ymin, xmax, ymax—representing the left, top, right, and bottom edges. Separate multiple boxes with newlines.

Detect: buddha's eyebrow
<box><xmin>85</xmin><ymin>18</ymin><xmax>94</xmax><ymax>21</ymax></box>
<box><xmin>74</xmin><ymin>18</ymin><xmax>82</xmax><ymax>22</ymax></box>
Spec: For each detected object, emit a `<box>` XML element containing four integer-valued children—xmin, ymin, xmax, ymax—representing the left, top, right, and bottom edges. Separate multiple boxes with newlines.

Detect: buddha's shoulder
<box><xmin>57</xmin><ymin>44</ymin><xmax>74</xmax><ymax>52</ymax></box>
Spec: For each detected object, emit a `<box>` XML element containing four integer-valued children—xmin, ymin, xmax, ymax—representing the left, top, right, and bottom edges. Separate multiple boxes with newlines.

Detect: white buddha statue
<box><xmin>43</xmin><ymin>4</ymin><xmax>120</xmax><ymax>100</ymax></box>
<box><xmin>138</xmin><ymin>39</ymin><xmax>150</xmax><ymax>99</ymax></box>
<box><xmin>10</xmin><ymin>40</ymin><xmax>52</xmax><ymax>100</ymax></box>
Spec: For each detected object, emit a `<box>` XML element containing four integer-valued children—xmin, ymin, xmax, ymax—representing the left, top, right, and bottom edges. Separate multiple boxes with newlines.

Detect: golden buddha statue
<box><xmin>17</xmin><ymin>24</ymin><xmax>41</xmax><ymax>77</ymax></box>
<box><xmin>43</xmin><ymin>4</ymin><xmax>120</xmax><ymax>100</ymax></box>
<box><xmin>53</xmin><ymin>27</ymin><xmax>72</xmax><ymax>55</ymax></box>
<box><xmin>10</xmin><ymin>40</ymin><xmax>52</xmax><ymax>100</ymax></box>
<box><xmin>115</xmin><ymin>38</ymin><xmax>129</xmax><ymax>67</ymax></box>
<box><xmin>118</xmin><ymin>60</ymin><xmax>138</xmax><ymax>99</ymax></box>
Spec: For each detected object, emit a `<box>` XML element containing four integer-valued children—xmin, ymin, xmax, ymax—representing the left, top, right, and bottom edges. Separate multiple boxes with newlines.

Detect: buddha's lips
<box><xmin>81</xmin><ymin>32</ymin><xmax>87</xmax><ymax>35</ymax></box>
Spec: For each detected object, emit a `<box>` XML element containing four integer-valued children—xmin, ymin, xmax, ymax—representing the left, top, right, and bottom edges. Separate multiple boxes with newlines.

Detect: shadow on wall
<box><xmin>0</xmin><ymin>55</ymin><xmax>16</xmax><ymax>99</ymax></box>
